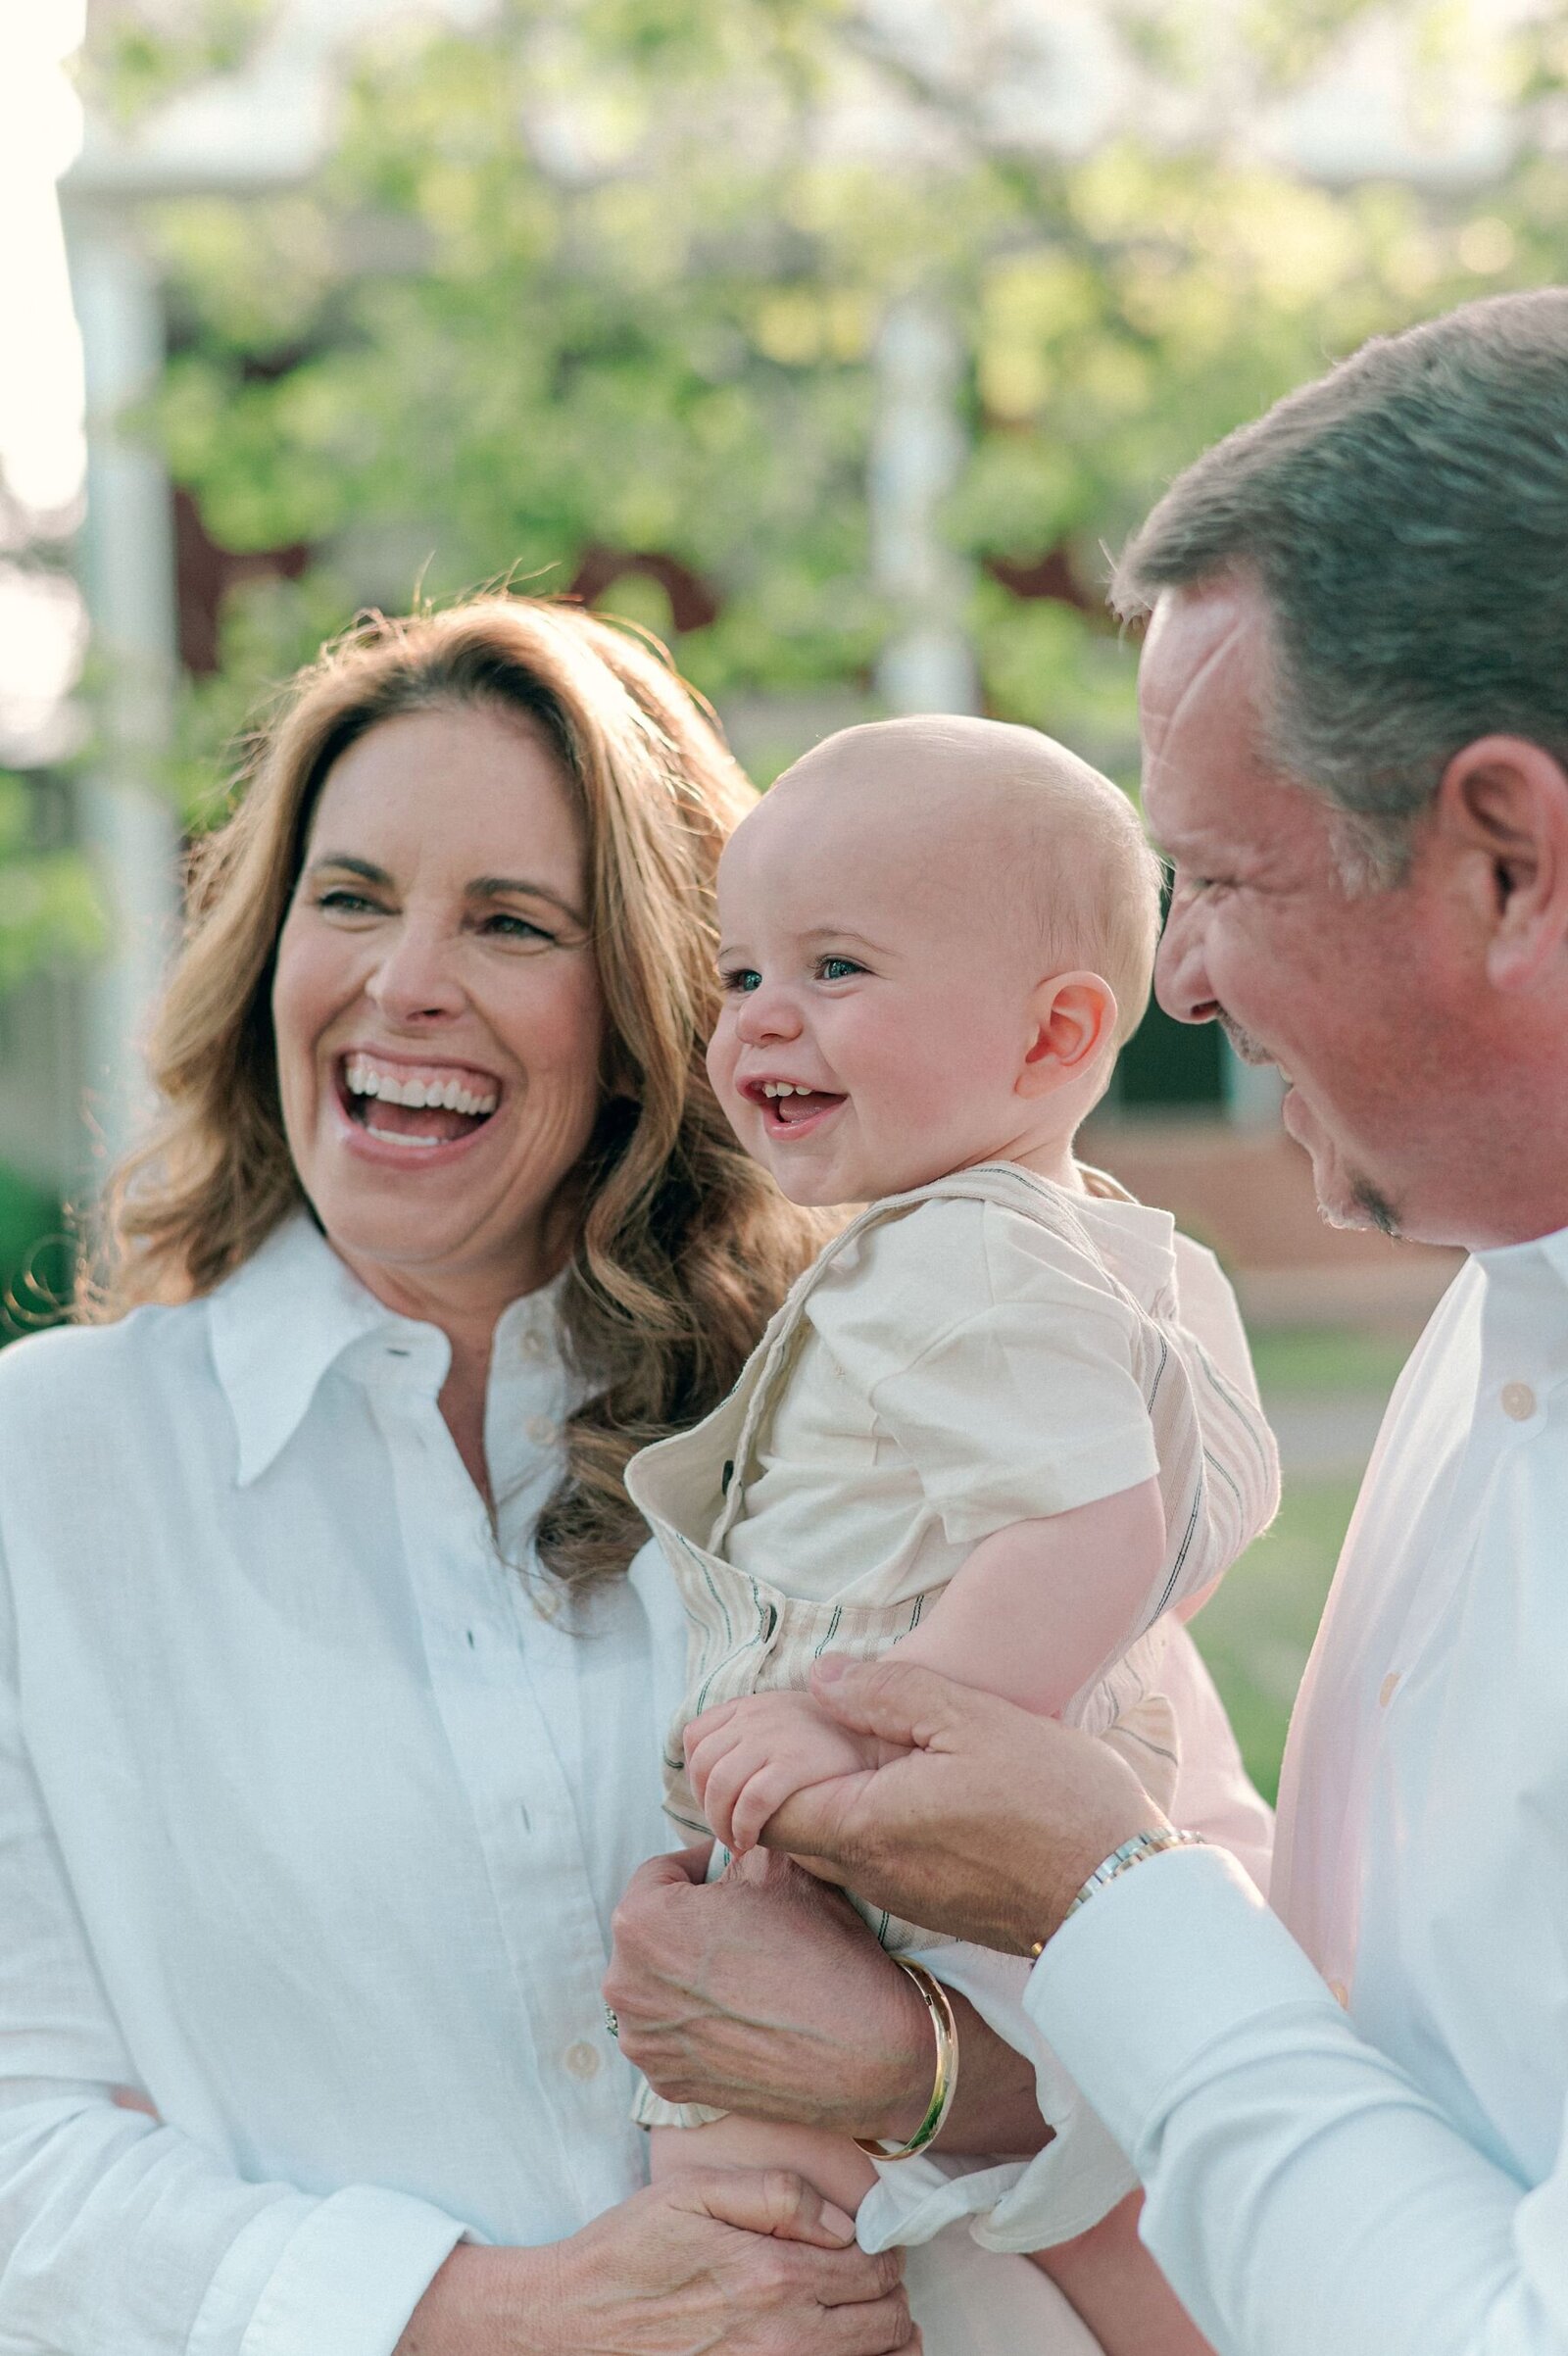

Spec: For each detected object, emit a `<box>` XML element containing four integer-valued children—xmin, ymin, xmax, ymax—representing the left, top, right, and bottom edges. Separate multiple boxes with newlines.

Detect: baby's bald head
<box><xmin>756</xmin><ymin>714</ymin><xmax>1162</xmax><ymax>1047</ymax></box>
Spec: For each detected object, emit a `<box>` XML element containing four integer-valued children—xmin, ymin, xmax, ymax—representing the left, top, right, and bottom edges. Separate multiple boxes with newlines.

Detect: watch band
<box><xmin>1029</xmin><ymin>1828</ymin><xmax>1207</xmax><ymax>1953</ymax></box>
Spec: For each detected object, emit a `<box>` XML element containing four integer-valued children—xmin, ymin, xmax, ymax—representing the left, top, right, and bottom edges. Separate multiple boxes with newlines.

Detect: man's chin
<box><xmin>1284</xmin><ymin>1089</ymin><xmax>1403</xmax><ymax>1239</ymax></box>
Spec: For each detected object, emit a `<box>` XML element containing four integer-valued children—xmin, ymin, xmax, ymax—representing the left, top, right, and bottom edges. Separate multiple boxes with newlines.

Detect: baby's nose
<box><xmin>736</xmin><ymin>983</ymin><xmax>803</xmax><ymax>1042</ymax></box>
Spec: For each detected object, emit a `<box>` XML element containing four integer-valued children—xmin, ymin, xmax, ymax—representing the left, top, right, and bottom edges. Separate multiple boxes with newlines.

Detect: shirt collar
<box><xmin>1472</xmin><ymin>1217</ymin><xmax>1568</xmax><ymax>1384</ymax></box>
<box><xmin>210</xmin><ymin>1213</ymin><xmax>579</xmax><ymax>1489</ymax></box>
<box><xmin>210</xmin><ymin>1213</ymin><xmax>445</xmax><ymax>1486</ymax></box>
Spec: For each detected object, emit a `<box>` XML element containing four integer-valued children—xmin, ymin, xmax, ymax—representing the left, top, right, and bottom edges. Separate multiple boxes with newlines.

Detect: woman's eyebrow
<box><xmin>305</xmin><ymin>853</ymin><xmax>391</xmax><ymax>884</ymax></box>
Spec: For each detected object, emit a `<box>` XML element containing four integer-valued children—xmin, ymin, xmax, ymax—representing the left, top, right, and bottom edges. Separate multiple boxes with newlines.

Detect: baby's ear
<box><xmin>1017</xmin><ymin>971</ymin><xmax>1118</xmax><ymax>1097</ymax></box>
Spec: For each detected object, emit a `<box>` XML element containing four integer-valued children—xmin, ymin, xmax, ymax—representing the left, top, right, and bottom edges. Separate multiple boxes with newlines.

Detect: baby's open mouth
<box><xmin>745</xmin><ymin>1079</ymin><xmax>845</xmax><ymax>1128</ymax></box>
<box><xmin>340</xmin><ymin>1054</ymin><xmax>501</xmax><ymax>1150</ymax></box>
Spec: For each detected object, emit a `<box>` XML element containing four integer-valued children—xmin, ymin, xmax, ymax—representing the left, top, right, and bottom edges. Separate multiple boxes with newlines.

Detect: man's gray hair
<box><xmin>1113</xmin><ymin>288</ymin><xmax>1568</xmax><ymax>885</ymax></box>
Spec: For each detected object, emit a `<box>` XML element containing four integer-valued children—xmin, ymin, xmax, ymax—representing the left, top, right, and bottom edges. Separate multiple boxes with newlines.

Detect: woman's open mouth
<box><xmin>338</xmin><ymin>1053</ymin><xmax>502</xmax><ymax>1152</ymax></box>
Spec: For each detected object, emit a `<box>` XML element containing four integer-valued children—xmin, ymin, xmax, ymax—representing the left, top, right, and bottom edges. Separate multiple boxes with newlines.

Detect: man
<box><xmin>760</xmin><ymin>288</ymin><xmax>1568</xmax><ymax>2355</ymax></box>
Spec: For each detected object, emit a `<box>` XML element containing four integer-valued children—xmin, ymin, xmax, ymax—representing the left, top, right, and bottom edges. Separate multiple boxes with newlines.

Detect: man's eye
<box><xmin>816</xmin><ymin>956</ymin><xmax>863</xmax><ymax>982</ymax></box>
<box><xmin>721</xmin><ymin>967</ymin><xmax>761</xmax><ymax>994</ymax></box>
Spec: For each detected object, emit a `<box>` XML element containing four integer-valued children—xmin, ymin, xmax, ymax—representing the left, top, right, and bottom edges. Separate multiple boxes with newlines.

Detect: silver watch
<box><xmin>1062</xmin><ymin>1827</ymin><xmax>1206</xmax><ymax>1924</ymax></box>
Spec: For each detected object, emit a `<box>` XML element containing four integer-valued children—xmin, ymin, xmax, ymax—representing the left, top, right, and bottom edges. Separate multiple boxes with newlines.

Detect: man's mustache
<box><xmin>1217</xmin><ymin>1014</ymin><xmax>1276</xmax><ymax>1069</ymax></box>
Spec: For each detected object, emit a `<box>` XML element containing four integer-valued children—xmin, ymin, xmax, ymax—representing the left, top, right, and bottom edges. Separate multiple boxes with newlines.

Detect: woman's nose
<box><xmin>365</xmin><ymin>919</ymin><xmax>467</xmax><ymax>1025</ymax></box>
<box><xmin>734</xmin><ymin>981</ymin><xmax>803</xmax><ymax>1046</ymax></box>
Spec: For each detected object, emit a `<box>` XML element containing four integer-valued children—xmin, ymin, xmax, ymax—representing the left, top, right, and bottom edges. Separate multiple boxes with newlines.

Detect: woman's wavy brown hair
<box><xmin>87</xmin><ymin>596</ymin><xmax>824</xmax><ymax>1591</ymax></box>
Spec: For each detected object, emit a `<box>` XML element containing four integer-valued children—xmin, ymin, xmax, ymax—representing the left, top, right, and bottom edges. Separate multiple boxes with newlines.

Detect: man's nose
<box><xmin>734</xmin><ymin>980</ymin><xmax>803</xmax><ymax>1046</ymax></box>
<box><xmin>365</xmin><ymin>918</ymin><xmax>467</xmax><ymax>1025</ymax></box>
<box><xmin>1153</xmin><ymin>895</ymin><xmax>1217</xmax><ymax>1026</ymax></box>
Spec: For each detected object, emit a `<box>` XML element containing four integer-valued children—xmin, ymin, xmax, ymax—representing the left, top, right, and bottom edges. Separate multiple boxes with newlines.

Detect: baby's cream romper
<box><xmin>625</xmin><ymin>1162</ymin><xmax>1279</xmax><ymax>2198</ymax></box>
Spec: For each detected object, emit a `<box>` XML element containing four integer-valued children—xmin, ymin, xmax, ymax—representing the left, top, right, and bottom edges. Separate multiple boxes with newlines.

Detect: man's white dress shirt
<box><xmin>1008</xmin><ymin>1226</ymin><xmax>1568</xmax><ymax>2354</ymax></box>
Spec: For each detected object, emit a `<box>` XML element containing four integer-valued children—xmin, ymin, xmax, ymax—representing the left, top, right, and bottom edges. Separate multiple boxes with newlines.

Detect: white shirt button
<box><xmin>520</xmin><ymin>1330</ymin><xmax>548</xmax><ymax>1361</ymax></box>
<box><xmin>564</xmin><ymin>2040</ymin><xmax>601</xmax><ymax>2081</ymax></box>
<box><xmin>1501</xmin><ymin>1382</ymin><xmax>1537</xmax><ymax>1422</ymax></box>
<box><xmin>526</xmin><ymin>1415</ymin><xmax>560</xmax><ymax>1447</ymax></box>
<box><xmin>1379</xmin><ymin>1672</ymin><xmax>1401</xmax><ymax>1708</ymax></box>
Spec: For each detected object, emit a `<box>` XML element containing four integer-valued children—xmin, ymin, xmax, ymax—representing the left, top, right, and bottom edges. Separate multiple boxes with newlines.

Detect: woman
<box><xmin>0</xmin><ymin>594</ymin><xmax>1161</xmax><ymax>2354</ymax></box>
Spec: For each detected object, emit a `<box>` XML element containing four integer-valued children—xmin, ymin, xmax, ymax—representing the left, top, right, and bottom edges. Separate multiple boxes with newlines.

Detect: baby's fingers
<box><xmin>684</xmin><ymin>1698</ymin><xmax>743</xmax><ymax>1757</ymax></box>
<box><xmin>694</xmin><ymin>1742</ymin><xmax>771</xmax><ymax>1853</ymax></box>
<box><xmin>729</xmin><ymin>1759</ymin><xmax>806</xmax><ymax>1852</ymax></box>
<box><xmin>683</xmin><ymin>1720</ymin><xmax>745</xmax><ymax>1816</ymax></box>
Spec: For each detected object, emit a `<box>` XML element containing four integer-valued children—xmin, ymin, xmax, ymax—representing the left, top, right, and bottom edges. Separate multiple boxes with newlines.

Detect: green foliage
<box><xmin>0</xmin><ymin>1164</ymin><xmax>71</xmax><ymax>1346</ymax></box>
<box><xmin>128</xmin><ymin>0</ymin><xmax>1568</xmax><ymax>795</ymax></box>
<box><xmin>0</xmin><ymin>776</ymin><xmax>105</xmax><ymax>992</ymax></box>
<box><xmin>1193</xmin><ymin>1476</ymin><xmax>1358</xmax><ymax>1803</ymax></box>
<box><xmin>79</xmin><ymin>0</ymin><xmax>271</xmax><ymax>126</ymax></box>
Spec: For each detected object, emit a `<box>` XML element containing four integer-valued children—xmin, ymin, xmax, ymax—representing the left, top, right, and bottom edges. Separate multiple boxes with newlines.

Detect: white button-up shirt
<box><xmin>0</xmin><ymin>1210</ymin><xmax>1275</xmax><ymax>2356</ymax></box>
<box><xmin>1020</xmin><ymin>1227</ymin><xmax>1568</xmax><ymax>2354</ymax></box>
<box><xmin>0</xmin><ymin>1215</ymin><xmax>686</xmax><ymax>2356</ymax></box>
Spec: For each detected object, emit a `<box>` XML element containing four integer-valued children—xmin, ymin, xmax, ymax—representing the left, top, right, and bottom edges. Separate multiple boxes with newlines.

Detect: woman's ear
<box><xmin>1016</xmin><ymin>971</ymin><xmax>1119</xmax><ymax>1099</ymax></box>
<box><xmin>1436</xmin><ymin>736</ymin><xmax>1568</xmax><ymax>995</ymax></box>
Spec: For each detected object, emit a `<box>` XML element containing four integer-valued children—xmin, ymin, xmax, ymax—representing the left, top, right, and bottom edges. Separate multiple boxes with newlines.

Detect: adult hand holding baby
<box><xmin>606</xmin><ymin>1843</ymin><xmax>941</xmax><ymax>2140</ymax></box>
<box><xmin>758</xmin><ymin>1655</ymin><xmax>1163</xmax><ymax>1958</ymax></box>
<box><xmin>685</xmin><ymin>1689</ymin><xmax>900</xmax><ymax>1855</ymax></box>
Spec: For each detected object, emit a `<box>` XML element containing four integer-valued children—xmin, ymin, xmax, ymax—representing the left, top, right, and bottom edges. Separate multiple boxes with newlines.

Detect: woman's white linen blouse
<box><xmin>0</xmin><ymin>1214</ymin><xmax>685</xmax><ymax>2356</ymax></box>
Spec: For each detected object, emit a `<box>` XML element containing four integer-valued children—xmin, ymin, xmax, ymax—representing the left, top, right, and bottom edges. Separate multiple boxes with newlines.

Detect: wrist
<box><xmin>409</xmin><ymin>2242</ymin><xmax>570</xmax><ymax>2356</ymax></box>
<box><xmin>861</xmin><ymin>1953</ymin><xmax>940</xmax><ymax>2143</ymax></box>
<box><xmin>1033</xmin><ymin>1819</ymin><xmax>1190</xmax><ymax>1952</ymax></box>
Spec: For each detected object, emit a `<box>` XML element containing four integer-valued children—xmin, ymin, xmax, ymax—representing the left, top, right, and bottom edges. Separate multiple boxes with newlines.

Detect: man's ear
<box><xmin>1436</xmin><ymin>736</ymin><xmax>1568</xmax><ymax>994</ymax></box>
<box><xmin>1017</xmin><ymin>971</ymin><xmax>1118</xmax><ymax>1098</ymax></box>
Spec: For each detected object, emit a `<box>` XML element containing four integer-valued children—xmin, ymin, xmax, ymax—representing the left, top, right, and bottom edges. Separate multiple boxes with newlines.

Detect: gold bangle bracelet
<box><xmin>853</xmin><ymin>1958</ymin><xmax>960</xmax><ymax>2163</ymax></box>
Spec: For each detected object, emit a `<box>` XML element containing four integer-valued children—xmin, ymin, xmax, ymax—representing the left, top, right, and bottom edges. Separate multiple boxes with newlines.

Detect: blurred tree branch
<box><xmin>95</xmin><ymin>0</ymin><xmax>1568</xmax><ymax>798</ymax></box>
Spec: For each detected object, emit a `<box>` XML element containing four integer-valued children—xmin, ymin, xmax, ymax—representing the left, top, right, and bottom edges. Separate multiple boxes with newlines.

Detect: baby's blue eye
<box><xmin>722</xmin><ymin>967</ymin><xmax>761</xmax><ymax>994</ymax></box>
<box><xmin>817</xmin><ymin>956</ymin><xmax>862</xmax><ymax>982</ymax></box>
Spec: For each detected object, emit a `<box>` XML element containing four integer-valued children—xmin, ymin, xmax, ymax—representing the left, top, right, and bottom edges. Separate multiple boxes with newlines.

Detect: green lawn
<box><xmin>1190</xmin><ymin>1475</ymin><xmax>1359</xmax><ymax>1805</ymax></box>
<box><xmin>1248</xmin><ymin>1325</ymin><xmax>1414</xmax><ymax>1397</ymax></box>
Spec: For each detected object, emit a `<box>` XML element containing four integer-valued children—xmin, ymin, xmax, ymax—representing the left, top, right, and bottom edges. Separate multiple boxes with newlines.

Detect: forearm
<box><xmin>897</xmin><ymin>1483</ymin><xmax>1166</xmax><ymax>1719</ymax></box>
<box><xmin>1033</xmin><ymin>2193</ymin><xmax>1215</xmax><ymax>2356</ymax></box>
<box><xmin>395</xmin><ymin>2245</ymin><xmax>561</xmax><ymax>2356</ymax></box>
<box><xmin>1040</xmin><ymin>1848</ymin><xmax>1567</xmax><ymax>2356</ymax></box>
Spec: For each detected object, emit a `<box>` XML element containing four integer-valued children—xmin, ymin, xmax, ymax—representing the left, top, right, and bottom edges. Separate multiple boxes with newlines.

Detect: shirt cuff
<box><xmin>193</xmin><ymin>2185</ymin><xmax>469</xmax><ymax>2356</ymax></box>
<box><xmin>855</xmin><ymin>1939</ymin><xmax>1136</xmax><ymax>2257</ymax></box>
<box><xmin>1025</xmin><ymin>1841</ymin><xmax>1338</xmax><ymax>2168</ymax></box>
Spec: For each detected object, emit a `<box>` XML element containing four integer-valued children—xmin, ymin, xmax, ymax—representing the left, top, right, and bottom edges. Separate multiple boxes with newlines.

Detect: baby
<box><xmin>624</xmin><ymin>714</ymin><xmax>1279</xmax><ymax>2255</ymax></box>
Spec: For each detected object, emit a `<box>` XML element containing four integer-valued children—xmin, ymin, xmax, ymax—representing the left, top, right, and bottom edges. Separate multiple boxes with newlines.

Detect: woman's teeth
<box><xmin>345</xmin><ymin>1056</ymin><xmax>499</xmax><ymax>1117</ymax></box>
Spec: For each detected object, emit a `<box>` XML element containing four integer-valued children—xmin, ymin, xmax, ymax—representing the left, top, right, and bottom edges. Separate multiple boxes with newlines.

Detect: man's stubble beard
<box><xmin>1216</xmin><ymin>1016</ymin><xmax>1405</xmax><ymax>1240</ymax></box>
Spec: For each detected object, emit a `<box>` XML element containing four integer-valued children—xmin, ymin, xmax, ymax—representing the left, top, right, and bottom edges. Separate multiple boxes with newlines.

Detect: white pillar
<box><xmin>63</xmin><ymin>211</ymin><xmax>182</xmax><ymax>1180</ymax></box>
<box><xmin>869</xmin><ymin>294</ymin><xmax>979</xmax><ymax>716</ymax></box>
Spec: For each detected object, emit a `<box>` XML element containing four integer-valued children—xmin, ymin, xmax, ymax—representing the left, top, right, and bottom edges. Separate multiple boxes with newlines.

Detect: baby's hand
<box><xmin>684</xmin><ymin>1691</ymin><xmax>892</xmax><ymax>1853</ymax></box>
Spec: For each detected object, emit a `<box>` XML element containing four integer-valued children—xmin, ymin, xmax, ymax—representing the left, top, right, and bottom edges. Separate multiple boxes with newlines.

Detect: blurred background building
<box><xmin>3</xmin><ymin>0</ymin><xmax>1565</xmax><ymax>1784</ymax></box>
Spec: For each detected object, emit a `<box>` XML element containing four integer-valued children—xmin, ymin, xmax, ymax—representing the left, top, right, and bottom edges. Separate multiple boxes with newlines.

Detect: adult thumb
<box><xmin>808</xmin><ymin>1654</ymin><xmax>963</xmax><ymax>1747</ymax></box>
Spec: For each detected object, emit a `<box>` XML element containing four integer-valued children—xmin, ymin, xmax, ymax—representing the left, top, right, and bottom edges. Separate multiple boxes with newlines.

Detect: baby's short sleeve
<box><xmin>852</xmin><ymin>1200</ymin><xmax>1159</xmax><ymax>1545</ymax></box>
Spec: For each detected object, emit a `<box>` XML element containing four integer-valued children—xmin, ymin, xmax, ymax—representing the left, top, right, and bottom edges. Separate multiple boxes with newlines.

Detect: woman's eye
<box><xmin>721</xmin><ymin>967</ymin><xmax>761</xmax><ymax>994</ymax></box>
<box><xmin>316</xmin><ymin>888</ymin><xmax>380</xmax><ymax>915</ymax></box>
<box><xmin>483</xmin><ymin>911</ymin><xmax>556</xmax><ymax>945</ymax></box>
<box><xmin>816</xmin><ymin>956</ymin><xmax>863</xmax><ymax>982</ymax></box>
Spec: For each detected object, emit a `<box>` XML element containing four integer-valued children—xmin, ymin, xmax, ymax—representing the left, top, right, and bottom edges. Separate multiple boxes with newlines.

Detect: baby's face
<box><xmin>708</xmin><ymin>766</ymin><xmax>1047</xmax><ymax>1205</ymax></box>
